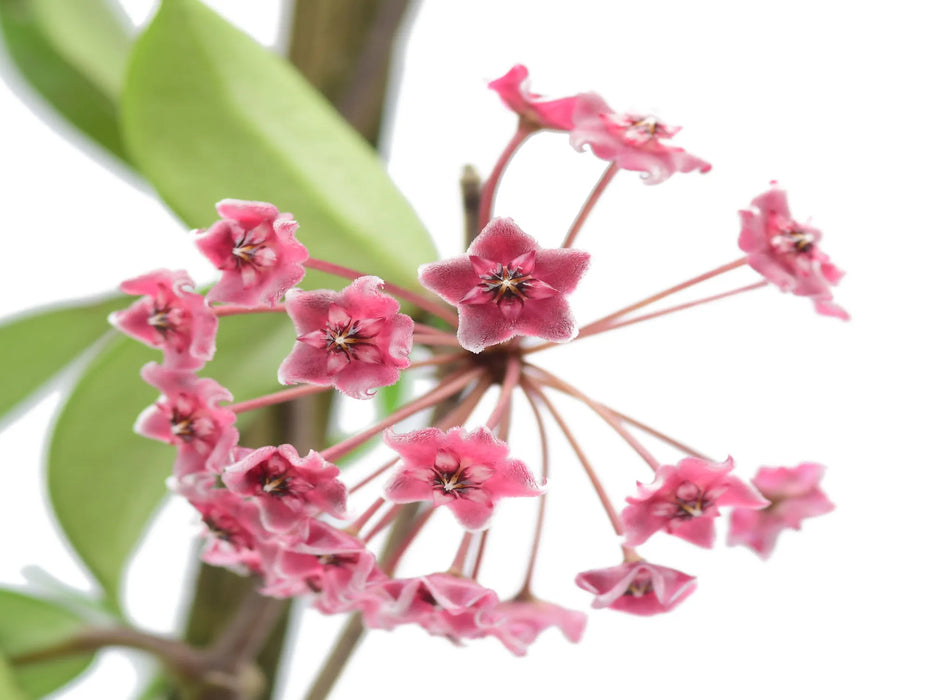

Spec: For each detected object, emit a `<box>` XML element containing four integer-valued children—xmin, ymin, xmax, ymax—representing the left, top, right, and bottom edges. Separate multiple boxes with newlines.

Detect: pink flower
<box><xmin>222</xmin><ymin>444</ymin><xmax>347</xmax><ymax>533</ymax></box>
<box><xmin>135</xmin><ymin>363</ymin><xmax>238</xmax><ymax>477</ymax></box>
<box><xmin>192</xmin><ymin>488</ymin><xmax>265</xmax><ymax>574</ymax></box>
<box><xmin>419</xmin><ymin>218</ymin><xmax>589</xmax><ymax>353</ymax></box>
<box><xmin>728</xmin><ymin>462</ymin><xmax>835</xmax><ymax>559</ymax></box>
<box><xmin>195</xmin><ymin>199</ymin><xmax>308</xmax><ymax>306</ymax></box>
<box><xmin>383</xmin><ymin>426</ymin><xmax>543</xmax><ymax>530</ymax></box>
<box><xmin>570</xmin><ymin>92</ymin><xmax>711</xmax><ymax>184</ymax></box>
<box><xmin>576</xmin><ymin>560</ymin><xmax>697</xmax><ymax>616</ymax></box>
<box><xmin>488</xmin><ymin>64</ymin><xmax>578</xmax><ymax>131</ymax></box>
<box><xmin>265</xmin><ymin>547</ymin><xmax>384</xmax><ymax>612</ymax></box>
<box><xmin>480</xmin><ymin>598</ymin><xmax>586</xmax><ymax>656</ymax></box>
<box><xmin>277</xmin><ymin>276</ymin><xmax>413</xmax><ymax>399</ymax></box>
<box><xmin>621</xmin><ymin>457</ymin><xmax>769</xmax><ymax>548</ymax></box>
<box><xmin>739</xmin><ymin>186</ymin><xmax>848</xmax><ymax>319</ymax></box>
<box><xmin>109</xmin><ymin>269</ymin><xmax>217</xmax><ymax>370</ymax></box>
<box><xmin>361</xmin><ymin>573</ymin><xmax>498</xmax><ymax>642</ymax></box>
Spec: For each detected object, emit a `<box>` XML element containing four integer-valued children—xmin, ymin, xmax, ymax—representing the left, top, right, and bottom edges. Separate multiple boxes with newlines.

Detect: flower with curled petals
<box><xmin>222</xmin><ymin>444</ymin><xmax>347</xmax><ymax>533</ymax></box>
<box><xmin>488</xmin><ymin>64</ymin><xmax>578</xmax><ymax>131</ymax></box>
<box><xmin>570</xmin><ymin>92</ymin><xmax>711</xmax><ymax>184</ymax></box>
<box><xmin>480</xmin><ymin>598</ymin><xmax>586</xmax><ymax>656</ymax></box>
<box><xmin>360</xmin><ymin>573</ymin><xmax>498</xmax><ymax>642</ymax></box>
<box><xmin>135</xmin><ymin>363</ymin><xmax>238</xmax><ymax>477</ymax></box>
<box><xmin>278</xmin><ymin>276</ymin><xmax>413</xmax><ymax>399</ymax></box>
<box><xmin>419</xmin><ymin>218</ymin><xmax>589</xmax><ymax>353</ymax></box>
<box><xmin>109</xmin><ymin>269</ymin><xmax>217</xmax><ymax>370</ymax></box>
<box><xmin>728</xmin><ymin>462</ymin><xmax>835</xmax><ymax>559</ymax></box>
<box><xmin>739</xmin><ymin>186</ymin><xmax>848</xmax><ymax>319</ymax></box>
<box><xmin>576</xmin><ymin>560</ymin><xmax>697</xmax><ymax>616</ymax></box>
<box><xmin>621</xmin><ymin>457</ymin><xmax>769</xmax><ymax>548</ymax></box>
<box><xmin>383</xmin><ymin>426</ymin><xmax>543</xmax><ymax>530</ymax></box>
<box><xmin>195</xmin><ymin>199</ymin><xmax>308</xmax><ymax>306</ymax></box>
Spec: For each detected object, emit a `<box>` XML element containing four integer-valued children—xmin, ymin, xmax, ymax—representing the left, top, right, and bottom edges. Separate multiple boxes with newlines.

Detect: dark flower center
<box><xmin>625</xmin><ymin>573</ymin><xmax>654</xmax><ymax>597</ymax></box>
<box><xmin>259</xmin><ymin>467</ymin><xmax>292</xmax><ymax>497</ymax></box>
<box><xmin>232</xmin><ymin>232</ymin><xmax>269</xmax><ymax>267</ymax></box>
<box><xmin>432</xmin><ymin>462</ymin><xmax>476</xmax><ymax>498</ymax></box>
<box><xmin>480</xmin><ymin>264</ymin><xmax>534</xmax><ymax>303</ymax></box>
<box><xmin>324</xmin><ymin>319</ymin><xmax>374</xmax><ymax>360</ymax></box>
<box><xmin>773</xmin><ymin>227</ymin><xmax>814</xmax><ymax>254</ymax></box>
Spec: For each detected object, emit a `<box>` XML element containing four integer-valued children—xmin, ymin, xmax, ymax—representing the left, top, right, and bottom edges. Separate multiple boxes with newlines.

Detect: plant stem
<box><xmin>522</xmin><ymin>378</ymin><xmax>623</xmax><ymax>535</ymax></box>
<box><xmin>304</xmin><ymin>256</ymin><xmax>459</xmax><ymax>327</ymax></box>
<box><xmin>562</xmin><ymin>163</ymin><xmax>619</xmax><ymax>248</ymax></box>
<box><xmin>578</xmin><ymin>256</ymin><xmax>749</xmax><ymax>337</ymax></box>
<box><xmin>595</xmin><ymin>280</ymin><xmax>768</xmax><ymax>334</ymax></box>
<box><xmin>319</xmin><ymin>367</ymin><xmax>483</xmax><ymax>462</ymax></box>
<box><xmin>228</xmin><ymin>385</ymin><xmax>331</xmax><ymax>414</ymax></box>
<box><xmin>517</xmin><ymin>385</ymin><xmax>550</xmax><ymax>597</ymax></box>
<box><xmin>212</xmin><ymin>304</ymin><xmax>286</xmax><ymax>317</ymax></box>
<box><xmin>478</xmin><ymin>126</ymin><xmax>535</xmax><ymax>230</ymax></box>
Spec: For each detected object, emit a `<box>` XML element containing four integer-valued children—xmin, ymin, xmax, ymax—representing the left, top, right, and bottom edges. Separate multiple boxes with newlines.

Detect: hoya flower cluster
<box><xmin>111</xmin><ymin>65</ymin><xmax>839</xmax><ymax>655</ymax></box>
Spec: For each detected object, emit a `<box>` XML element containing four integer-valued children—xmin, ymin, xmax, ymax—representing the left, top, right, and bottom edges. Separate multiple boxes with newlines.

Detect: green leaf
<box><xmin>0</xmin><ymin>655</ymin><xmax>28</xmax><ymax>700</ymax></box>
<box><xmin>48</xmin><ymin>312</ymin><xmax>298</xmax><ymax>607</ymax></box>
<box><xmin>0</xmin><ymin>294</ymin><xmax>125</xmax><ymax>424</ymax></box>
<box><xmin>0</xmin><ymin>588</ymin><xmax>94</xmax><ymax>698</ymax></box>
<box><xmin>0</xmin><ymin>0</ymin><xmax>133</xmax><ymax>163</ymax></box>
<box><xmin>121</xmin><ymin>0</ymin><xmax>436</xmax><ymax>294</ymax></box>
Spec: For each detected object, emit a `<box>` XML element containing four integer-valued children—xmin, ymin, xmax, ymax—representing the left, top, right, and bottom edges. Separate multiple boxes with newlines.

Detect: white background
<box><xmin>1</xmin><ymin>1</ymin><xmax>930</xmax><ymax>698</ymax></box>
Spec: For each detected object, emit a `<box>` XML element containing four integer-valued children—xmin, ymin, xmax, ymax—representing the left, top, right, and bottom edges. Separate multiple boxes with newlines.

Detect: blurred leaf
<box><xmin>0</xmin><ymin>655</ymin><xmax>28</xmax><ymax>700</ymax></box>
<box><xmin>0</xmin><ymin>294</ymin><xmax>124</xmax><ymax>424</ymax></box>
<box><xmin>0</xmin><ymin>588</ymin><xmax>94</xmax><ymax>698</ymax></box>
<box><xmin>121</xmin><ymin>0</ymin><xmax>436</xmax><ymax>294</ymax></box>
<box><xmin>0</xmin><ymin>0</ymin><xmax>133</xmax><ymax>163</ymax></box>
<box><xmin>48</xmin><ymin>312</ymin><xmax>297</xmax><ymax>607</ymax></box>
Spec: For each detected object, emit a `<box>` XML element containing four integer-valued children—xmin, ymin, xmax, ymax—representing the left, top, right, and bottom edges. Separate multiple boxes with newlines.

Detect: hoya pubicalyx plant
<box><xmin>108</xmin><ymin>63</ymin><xmax>842</xmax><ymax>658</ymax></box>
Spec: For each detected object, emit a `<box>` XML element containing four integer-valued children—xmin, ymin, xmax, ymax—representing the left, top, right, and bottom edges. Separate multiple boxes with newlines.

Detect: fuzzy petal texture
<box><xmin>109</xmin><ymin>269</ymin><xmax>217</xmax><ymax>370</ymax></box>
<box><xmin>728</xmin><ymin>462</ymin><xmax>835</xmax><ymax>558</ymax></box>
<box><xmin>383</xmin><ymin>425</ymin><xmax>543</xmax><ymax>530</ymax></box>
<box><xmin>488</xmin><ymin>64</ymin><xmax>578</xmax><ymax>131</ymax></box>
<box><xmin>576</xmin><ymin>560</ymin><xmax>697</xmax><ymax>616</ymax></box>
<box><xmin>570</xmin><ymin>92</ymin><xmax>711</xmax><ymax>184</ymax></box>
<box><xmin>195</xmin><ymin>199</ymin><xmax>308</xmax><ymax>306</ymax></box>
<box><xmin>621</xmin><ymin>456</ymin><xmax>769</xmax><ymax>548</ymax></box>
<box><xmin>739</xmin><ymin>185</ymin><xmax>848</xmax><ymax>319</ymax></box>
<box><xmin>419</xmin><ymin>218</ymin><xmax>589</xmax><ymax>353</ymax></box>
<box><xmin>222</xmin><ymin>444</ymin><xmax>347</xmax><ymax>533</ymax></box>
<box><xmin>278</xmin><ymin>276</ymin><xmax>413</xmax><ymax>399</ymax></box>
<box><xmin>135</xmin><ymin>363</ymin><xmax>238</xmax><ymax>477</ymax></box>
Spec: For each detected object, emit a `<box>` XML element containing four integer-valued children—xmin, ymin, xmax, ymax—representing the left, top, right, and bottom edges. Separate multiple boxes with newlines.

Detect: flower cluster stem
<box><xmin>523</xmin><ymin>378</ymin><xmax>623</xmax><ymax>535</ymax></box>
<box><xmin>478</xmin><ymin>126</ymin><xmax>535</xmax><ymax>230</ymax></box>
<box><xmin>562</xmin><ymin>162</ymin><xmax>620</xmax><ymax>248</ymax></box>
<box><xmin>229</xmin><ymin>384</ymin><xmax>331</xmax><ymax>414</ymax></box>
<box><xmin>517</xmin><ymin>384</ymin><xmax>551</xmax><ymax>596</ymax></box>
<box><xmin>319</xmin><ymin>367</ymin><xmax>483</xmax><ymax>462</ymax></box>
<box><xmin>303</xmin><ymin>256</ymin><xmax>459</xmax><ymax>327</ymax></box>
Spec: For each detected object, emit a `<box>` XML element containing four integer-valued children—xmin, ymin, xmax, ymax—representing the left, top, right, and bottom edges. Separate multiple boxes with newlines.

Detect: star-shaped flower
<box><xmin>278</xmin><ymin>276</ymin><xmax>413</xmax><ymax>399</ymax></box>
<box><xmin>383</xmin><ymin>426</ymin><xmax>543</xmax><ymax>530</ymax></box>
<box><xmin>222</xmin><ymin>444</ymin><xmax>348</xmax><ymax>533</ymax></box>
<box><xmin>135</xmin><ymin>363</ymin><xmax>238</xmax><ymax>477</ymax></box>
<box><xmin>739</xmin><ymin>185</ymin><xmax>848</xmax><ymax>319</ymax></box>
<box><xmin>570</xmin><ymin>92</ymin><xmax>711</xmax><ymax>184</ymax></box>
<box><xmin>419</xmin><ymin>218</ymin><xmax>589</xmax><ymax>353</ymax></box>
<box><xmin>195</xmin><ymin>199</ymin><xmax>308</xmax><ymax>307</ymax></box>
<box><xmin>621</xmin><ymin>457</ymin><xmax>769</xmax><ymax>548</ymax></box>
<box><xmin>109</xmin><ymin>269</ymin><xmax>217</xmax><ymax>370</ymax></box>
<box><xmin>728</xmin><ymin>462</ymin><xmax>835</xmax><ymax>559</ymax></box>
